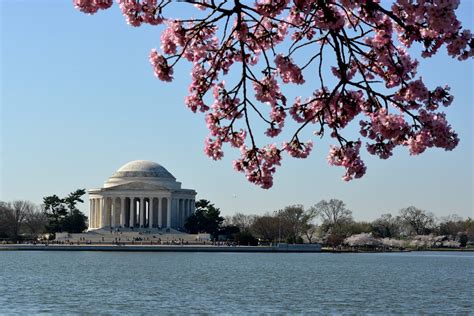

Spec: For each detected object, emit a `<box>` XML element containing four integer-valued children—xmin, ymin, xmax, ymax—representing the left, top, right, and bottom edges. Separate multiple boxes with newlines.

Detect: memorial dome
<box><xmin>113</xmin><ymin>160</ymin><xmax>175</xmax><ymax>179</ymax></box>
<box><xmin>104</xmin><ymin>160</ymin><xmax>176</xmax><ymax>188</ymax></box>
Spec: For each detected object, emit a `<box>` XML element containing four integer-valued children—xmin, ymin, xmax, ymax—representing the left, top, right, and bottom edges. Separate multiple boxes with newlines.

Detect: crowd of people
<box><xmin>3</xmin><ymin>236</ymin><xmax>244</xmax><ymax>247</ymax></box>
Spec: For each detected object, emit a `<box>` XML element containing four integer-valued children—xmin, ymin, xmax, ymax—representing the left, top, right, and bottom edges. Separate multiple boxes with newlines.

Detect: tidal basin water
<box><xmin>0</xmin><ymin>251</ymin><xmax>472</xmax><ymax>314</ymax></box>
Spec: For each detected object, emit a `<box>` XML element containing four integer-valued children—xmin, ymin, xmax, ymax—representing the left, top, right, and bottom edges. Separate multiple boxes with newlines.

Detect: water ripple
<box><xmin>0</xmin><ymin>251</ymin><xmax>472</xmax><ymax>314</ymax></box>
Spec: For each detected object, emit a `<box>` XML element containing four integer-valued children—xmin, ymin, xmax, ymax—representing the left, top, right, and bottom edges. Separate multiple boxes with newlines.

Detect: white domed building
<box><xmin>88</xmin><ymin>160</ymin><xmax>196</xmax><ymax>231</ymax></box>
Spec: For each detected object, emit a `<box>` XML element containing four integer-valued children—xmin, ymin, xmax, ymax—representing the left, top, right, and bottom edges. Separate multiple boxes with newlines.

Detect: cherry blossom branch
<box><xmin>74</xmin><ymin>0</ymin><xmax>472</xmax><ymax>188</ymax></box>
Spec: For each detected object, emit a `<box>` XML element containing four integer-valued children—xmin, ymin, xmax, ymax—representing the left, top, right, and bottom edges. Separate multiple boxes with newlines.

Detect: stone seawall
<box><xmin>0</xmin><ymin>244</ymin><xmax>322</xmax><ymax>253</ymax></box>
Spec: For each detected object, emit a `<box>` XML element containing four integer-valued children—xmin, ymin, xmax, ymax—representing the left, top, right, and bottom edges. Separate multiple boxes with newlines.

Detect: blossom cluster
<box><xmin>287</xmin><ymin>1</ymin><xmax>345</xmax><ymax>31</ymax></box>
<box><xmin>118</xmin><ymin>0</ymin><xmax>163</xmax><ymax>27</ymax></box>
<box><xmin>327</xmin><ymin>142</ymin><xmax>366</xmax><ymax>181</ymax></box>
<box><xmin>233</xmin><ymin>145</ymin><xmax>282</xmax><ymax>189</ymax></box>
<box><xmin>289</xmin><ymin>89</ymin><xmax>364</xmax><ymax>131</ymax></box>
<box><xmin>407</xmin><ymin>110</ymin><xmax>459</xmax><ymax>155</ymax></box>
<box><xmin>253</xmin><ymin>76</ymin><xmax>284</xmax><ymax>106</ymax></box>
<box><xmin>149</xmin><ymin>49</ymin><xmax>173</xmax><ymax>82</ymax></box>
<box><xmin>360</xmin><ymin>108</ymin><xmax>410</xmax><ymax>159</ymax></box>
<box><xmin>274</xmin><ymin>54</ymin><xmax>305</xmax><ymax>84</ymax></box>
<box><xmin>392</xmin><ymin>0</ymin><xmax>473</xmax><ymax>60</ymax></box>
<box><xmin>255</xmin><ymin>0</ymin><xmax>289</xmax><ymax>18</ymax></box>
<box><xmin>282</xmin><ymin>140</ymin><xmax>313</xmax><ymax>159</ymax></box>
<box><xmin>395</xmin><ymin>79</ymin><xmax>453</xmax><ymax>111</ymax></box>
<box><xmin>73</xmin><ymin>0</ymin><xmax>112</xmax><ymax>14</ymax></box>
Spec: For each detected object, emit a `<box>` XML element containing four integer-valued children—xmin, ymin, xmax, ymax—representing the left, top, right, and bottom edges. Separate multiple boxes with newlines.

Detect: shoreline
<box><xmin>2</xmin><ymin>244</ymin><xmax>471</xmax><ymax>253</ymax></box>
<box><xmin>0</xmin><ymin>244</ymin><xmax>322</xmax><ymax>253</ymax></box>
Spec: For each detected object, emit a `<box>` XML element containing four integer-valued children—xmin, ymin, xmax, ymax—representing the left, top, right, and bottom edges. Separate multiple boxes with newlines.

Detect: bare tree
<box><xmin>278</xmin><ymin>205</ymin><xmax>317</xmax><ymax>243</ymax></box>
<box><xmin>437</xmin><ymin>214</ymin><xmax>466</xmax><ymax>238</ymax></box>
<box><xmin>0</xmin><ymin>206</ymin><xmax>10</xmax><ymax>238</ymax></box>
<box><xmin>0</xmin><ymin>201</ymin><xmax>36</xmax><ymax>240</ymax></box>
<box><xmin>399</xmin><ymin>206</ymin><xmax>435</xmax><ymax>235</ymax></box>
<box><xmin>303</xmin><ymin>223</ymin><xmax>318</xmax><ymax>244</ymax></box>
<box><xmin>24</xmin><ymin>207</ymin><xmax>48</xmax><ymax>239</ymax></box>
<box><xmin>250</xmin><ymin>215</ymin><xmax>280</xmax><ymax>242</ymax></box>
<box><xmin>230</xmin><ymin>213</ymin><xmax>256</xmax><ymax>232</ymax></box>
<box><xmin>372</xmin><ymin>214</ymin><xmax>402</xmax><ymax>238</ymax></box>
<box><xmin>222</xmin><ymin>215</ymin><xmax>233</xmax><ymax>227</ymax></box>
<box><xmin>311</xmin><ymin>199</ymin><xmax>353</xmax><ymax>233</ymax></box>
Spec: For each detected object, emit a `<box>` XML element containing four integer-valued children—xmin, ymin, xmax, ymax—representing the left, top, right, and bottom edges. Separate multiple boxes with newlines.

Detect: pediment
<box><xmin>105</xmin><ymin>181</ymin><xmax>169</xmax><ymax>191</ymax></box>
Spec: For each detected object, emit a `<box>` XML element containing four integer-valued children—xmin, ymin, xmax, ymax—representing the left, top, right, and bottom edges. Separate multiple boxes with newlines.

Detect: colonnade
<box><xmin>89</xmin><ymin>196</ymin><xmax>195</xmax><ymax>230</ymax></box>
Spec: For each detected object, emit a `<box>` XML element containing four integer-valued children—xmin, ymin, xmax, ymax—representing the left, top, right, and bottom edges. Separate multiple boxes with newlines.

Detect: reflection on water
<box><xmin>0</xmin><ymin>251</ymin><xmax>472</xmax><ymax>314</ymax></box>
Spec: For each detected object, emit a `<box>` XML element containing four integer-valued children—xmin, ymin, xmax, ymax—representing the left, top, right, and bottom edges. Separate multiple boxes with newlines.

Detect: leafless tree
<box><xmin>0</xmin><ymin>206</ymin><xmax>10</xmax><ymax>238</ymax></box>
<box><xmin>0</xmin><ymin>201</ymin><xmax>36</xmax><ymax>240</ymax></box>
<box><xmin>399</xmin><ymin>206</ymin><xmax>435</xmax><ymax>235</ymax></box>
<box><xmin>303</xmin><ymin>223</ymin><xmax>318</xmax><ymax>244</ymax></box>
<box><xmin>222</xmin><ymin>215</ymin><xmax>232</xmax><ymax>227</ymax></box>
<box><xmin>278</xmin><ymin>205</ymin><xmax>317</xmax><ymax>243</ymax></box>
<box><xmin>230</xmin><ymin>213</ymin><xmax>256</xmax><ymax>232</ymax></box>
<box><xmin>311</xmin><ymin>199</ymin><xmax>353</xmax><ymax>233</ymax></box>
<box><xmin>24</xmin><ymin>207</ymin><xmax>48</xmax><ymax>239</ymax></box>
<box><xmin>250</xmin><ymin>215</ymin><xmax>280</xmax><ymax>242</ymax></box>
<box><xmin>372</xmin><ymin>213</ymin><xmax>402</xmax><ymax>238</ymax></box>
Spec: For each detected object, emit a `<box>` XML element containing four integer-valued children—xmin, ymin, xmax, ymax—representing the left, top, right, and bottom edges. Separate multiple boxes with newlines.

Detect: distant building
<box><xmin>88</xmin><ymin>160</ymin><xmax>196</xmax><ymax>230</ymax></box>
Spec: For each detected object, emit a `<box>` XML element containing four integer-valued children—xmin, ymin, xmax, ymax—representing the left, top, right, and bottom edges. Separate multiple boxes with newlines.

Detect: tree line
<box><xmin>2</xmin><ymin>194</ymin><xmax>472</xmax><ymax>248</ymax></box>
<box><xmin>185</xmin><ymin>199</ymin><xmax>473</xmax><ymax>248</ymax></box>
<box><xmin>0</xmin><ymin>189</ymin><xmax>88</xmax><ymax>241</ymax></box>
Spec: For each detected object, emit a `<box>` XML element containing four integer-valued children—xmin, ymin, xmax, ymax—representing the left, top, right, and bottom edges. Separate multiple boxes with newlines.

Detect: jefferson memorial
<box><xmin>88</xmin><ymin>160</ymin><xmax>196</xmax><ymax>231</ymax></box>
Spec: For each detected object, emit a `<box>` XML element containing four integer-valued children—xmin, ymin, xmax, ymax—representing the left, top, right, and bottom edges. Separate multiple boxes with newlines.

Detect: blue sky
<box><xmin>1</xmin><ymin>0</ymin><xmax>473</xmax><ymax>221</ymax></box>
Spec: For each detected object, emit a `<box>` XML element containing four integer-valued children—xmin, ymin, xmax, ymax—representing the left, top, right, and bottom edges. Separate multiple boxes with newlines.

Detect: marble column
<box><xmin>89</xmin><ymin>199</ymin><xmax>93</xmax><ymax>229</ymax></box>
<box><xmin>95</xmin><ymin>199</ymin><xmax>100</xmax><ymax>228</ymax></box>
<box><xmin>130</xmin><ymin>198</ymin><xmax>135</xmax><ymax>228</ymax></box>
<box><xmin>185</xmin><ymin>199</ymin><xmax>190</xmax><ymax>219</ymax></box>
<box><xmin>149</xmin><ymin>198</ymin><xmax>154</xmax><ymax>229</ymax></box>
<box><xmin>111</xmin><ymin>198</ymin><xmax>116</xmax><ymax>228</ymax></box>
<box><xmin>120</xmin><ymin>198</ymin><xmax>125</xmax><ymax>227</ymax></box>
<box><xmin>100</xmin><ymin>198</ymin><xmax>106</xmax><ymax>228</ymax></box>
<box><xmin>91</xmin><ymin>199</ymin><xmax>95</xmax><ymax>228</ymax></box>
<box><xmin>167</xmin><ymin>198</ymin><xmax>171</xmax><ymax>228</ymax></box>
<box><xmin>179</xmin><ymin>199</ymin><xmax>183</xmax><ymax>228</ymax></box>
<box><xmin>158</xmin><ymin>197</ymin><xmax>162</xmax><ymax>228</ymax></box>
<box><xmin>140</xmin><ymin>198</ymin><xmax>145</xmax><ymax>228</ymax></box>
<box><xmin>93</xmin><ymin>199</ymin><xmax>97</xmax><ymax>228</ymax></box>
<box><xmin>94</xmin><ymin>199</ymin><xmax>98</xmax><ymax>228</ymax></box>
<box><xmin>90</xmin><ymin>199</ymin><xmax>94</xmax><ymax>228</ymax></box>
<box><xmin>183</xmin><ymin>199</ymin><xmax>187</xmax><ymax>227</ymax></box>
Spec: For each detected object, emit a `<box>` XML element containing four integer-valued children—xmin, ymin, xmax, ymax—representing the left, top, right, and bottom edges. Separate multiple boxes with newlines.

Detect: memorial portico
<box><xmin>88</xmin><ymin>160</ymin><xmax>196</xmax><ymax>230</ymax></box>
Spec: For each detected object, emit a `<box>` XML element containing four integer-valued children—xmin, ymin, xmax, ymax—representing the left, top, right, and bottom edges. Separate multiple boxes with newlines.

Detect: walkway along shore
<box><xmin>0</xmin><ymin>243</ymin><xmax>322</xmax><ymax>253</ymax></box>
<box><xmin>2</xmin><ymin>244</ymin><xmax>469</xmax><ymax>253</ymax></box>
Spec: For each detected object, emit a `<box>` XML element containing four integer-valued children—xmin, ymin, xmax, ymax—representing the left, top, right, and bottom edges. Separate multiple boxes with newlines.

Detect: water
<box><xmin>0</xmin><ymin>251</ymin><xmax>473</xmax><ymax>315</ymax></box>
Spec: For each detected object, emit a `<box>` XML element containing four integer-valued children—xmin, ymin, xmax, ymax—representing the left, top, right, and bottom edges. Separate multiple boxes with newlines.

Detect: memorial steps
<box><xmin>55</xmin><ymin>228</ymin><xmax>203</xmax><ymax>244</ymax></box>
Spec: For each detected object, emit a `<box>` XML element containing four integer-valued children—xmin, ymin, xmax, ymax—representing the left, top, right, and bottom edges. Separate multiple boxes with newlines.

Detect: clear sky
<box><xmin>1</xmin><ymin>0</ymin><xmax>473</xmax><ymax>221</ymax></box>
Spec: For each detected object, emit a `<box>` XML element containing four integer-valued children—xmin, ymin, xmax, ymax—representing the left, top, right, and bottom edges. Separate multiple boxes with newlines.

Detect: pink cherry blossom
<box><xmin>275</xmin><ymin>54</ymin><xmax>305</xmax><ymax>84</ymax></box>
<box><xmin>204</xmin><ymin>136</ymin><xmax>223</xmax><ymax>160</ymax></box>
<box><xmin>73</xmin><ymin>0</ymin><xmax>112</xmax><ymax>14</ymax></box>
<box><xmin>283</xmin><ymin>139</ymin><xmax>313</xmax><ymax>159</ymax></box>
<box><xmin>149</xmin><ymin>49</ymin><xmax>173</xmax><ymax>82</ymax></box>
<box><xmin>253</xmin><ymin>75</ymin><xmax>284</xmax><ymax>106</ymax></box>
<box><xmin>118</xmin><ymin>0</ymin><xmax>163</xmax><ymax>27</ymax></box>
<box><xmin>255</xmin><ymin>0</ymin><xmax>289</xmax><ymax>18</ymax></box>
<box><xmin>233</xmin><ymin>145</ymin><xmax>282</xmax><ymax>189</ymax></box>
<box><xmin>328</xmin><ymin>142</ymin><xmax>366</xmax><ymax>181</ymax></box>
